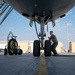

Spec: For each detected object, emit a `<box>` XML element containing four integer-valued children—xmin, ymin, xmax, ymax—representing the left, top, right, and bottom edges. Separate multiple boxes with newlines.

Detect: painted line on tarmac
<box><xmin>34</xmin><ymin>55</ymin><xmax>48</xmax><ymax>75</ymax></box>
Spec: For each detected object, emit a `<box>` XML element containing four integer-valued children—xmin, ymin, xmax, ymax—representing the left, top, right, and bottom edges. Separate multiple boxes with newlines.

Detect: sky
<box><xmin>0</xmin><ymin>6</ymin><xmax>75</xmax><ymax>49</ymax></box>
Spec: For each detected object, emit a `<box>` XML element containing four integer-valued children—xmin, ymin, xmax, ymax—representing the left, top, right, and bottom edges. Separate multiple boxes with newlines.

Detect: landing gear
<box><xmin>32</xmin><ymin>13</ymin><xmax>54</xmax><ymax>57</ymax></box>
<box><xmin>33</xmin><ymin>40</ymin><xmax>52</xmax><ymax>57</ymax></box>
<box><xmin>33</xmin><ymin>17</ymin><xmax>46</xmax><ymax>57</ymax></box>
<box><xmin>33</xmin><ymin>40</ymin><xmax>40</xmax><ymax>56</ymax></box>
<box><xmin>44</xmin><ymin>40</ymin><xmax>51</xmax><ymax>56</ymax></box>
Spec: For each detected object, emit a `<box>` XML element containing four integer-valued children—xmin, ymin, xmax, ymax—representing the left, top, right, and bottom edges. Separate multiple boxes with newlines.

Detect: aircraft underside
<box><xmin>3</xmin><ymin>0</ymin><xmax>75</xmax><ymax>22</ymax></box>
<box><xmin>0</xmin><ymin>0</ymin><xmax>75</xmax><ymax>56</ymax></box>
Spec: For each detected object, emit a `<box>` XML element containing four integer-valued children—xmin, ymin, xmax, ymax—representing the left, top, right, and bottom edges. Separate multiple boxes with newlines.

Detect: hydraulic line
<box><xmin>0</xmin><ymin>7</ymin><xmax>13</xmax><ymax>25</ymax></box>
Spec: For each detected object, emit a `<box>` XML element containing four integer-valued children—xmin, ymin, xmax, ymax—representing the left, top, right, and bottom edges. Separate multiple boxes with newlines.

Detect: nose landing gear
<box><xmin>33</xmin><ymin>16</ymin><xmax>53</xmax><ymax>57</ymax></box>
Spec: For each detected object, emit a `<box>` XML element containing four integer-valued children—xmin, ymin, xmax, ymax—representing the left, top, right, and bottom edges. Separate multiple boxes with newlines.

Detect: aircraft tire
<box><xmin>33</xmin><ymin>40</ymin><xmax>40</xmax><ymax>57</ymax></box>
<box><xmin>44</xmin><ymin>40</ymin><xmax>51</xmax><ymax>56</ymax></box>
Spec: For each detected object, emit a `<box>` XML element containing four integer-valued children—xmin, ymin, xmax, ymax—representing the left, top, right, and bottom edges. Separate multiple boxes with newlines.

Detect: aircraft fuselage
<box><xmin>4</xmin><ymin>0</ymin><xmax>75</xmax><ymax>22</ymax></box>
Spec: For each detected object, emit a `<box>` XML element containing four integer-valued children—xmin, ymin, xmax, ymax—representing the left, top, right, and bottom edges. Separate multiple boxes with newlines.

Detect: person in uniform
<box><xmin>48</xmin><ymin>31</ymin><xmax>58</xmax><ymax>56</ymax></box>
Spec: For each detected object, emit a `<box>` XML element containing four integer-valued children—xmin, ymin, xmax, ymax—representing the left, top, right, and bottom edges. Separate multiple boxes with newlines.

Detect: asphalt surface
<box><xmin>0</xmin><ymin>53</ymin><xmax>40</xmax><ymax>75</ymax></box>
<box><xmin>0</xmin><ymin>53</ymin><xmax>75</xmax><ymax>75</ymax></box>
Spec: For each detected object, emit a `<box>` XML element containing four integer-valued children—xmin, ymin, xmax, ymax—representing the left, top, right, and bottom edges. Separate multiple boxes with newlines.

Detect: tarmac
<box><xmin>0</xmin><ymin>53</ymin><xmax>75</xmax><ymax>75</ymax></box>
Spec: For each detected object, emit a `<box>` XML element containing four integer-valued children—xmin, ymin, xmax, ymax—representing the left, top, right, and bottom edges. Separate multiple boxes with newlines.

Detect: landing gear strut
<box><xmin>33</xmin><ymin>16</ymin><xmax>52</xmax><ymax>56</ymax></box>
